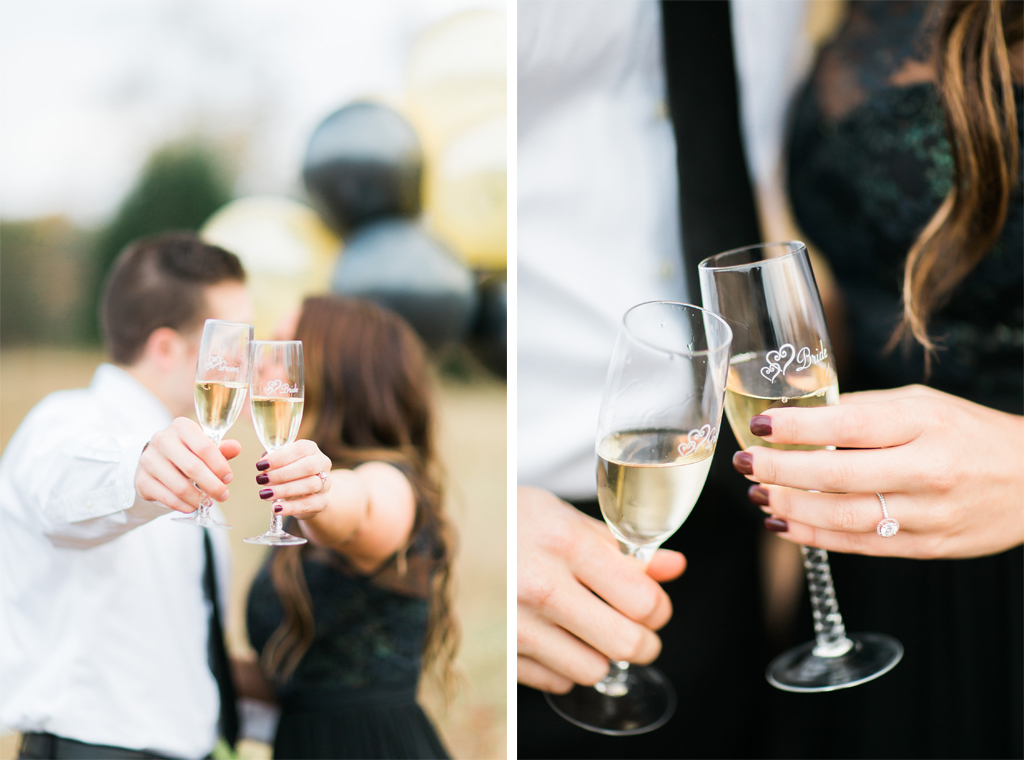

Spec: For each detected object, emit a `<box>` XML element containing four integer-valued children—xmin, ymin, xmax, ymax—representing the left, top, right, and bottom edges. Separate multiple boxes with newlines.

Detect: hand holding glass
<box><xmin>245</xmin><ymin>340</ymin><xmax>307</xmax><ymax>546</ymax></box>
<box><xmin>174</xmin><ymin>318</ymin><xmax>253</xmax><ymax>529</ymax></box>
<box><xmin>699</xmin><ymin>241</ymin><xmax>903</xmax><ymax>692</ymax></box>
<box><xmin>545</xmin><ymin>301</ymin><xmax>732</xmax><ymax>734</ymax></box>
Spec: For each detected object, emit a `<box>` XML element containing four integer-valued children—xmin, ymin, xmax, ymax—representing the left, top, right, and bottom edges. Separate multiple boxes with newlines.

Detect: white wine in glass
<box><xmin>545</xmin><ymin>300</ymin><xmax>732</xmax><ymax>735</ymax></box>
<box><xmin>174</xmin><ymin>319</ymin><xmax>253</xmax><ymax>529</ymax></box>
<box><xmin>597</xmin><ymin>429</ymin><xmax>714</xmax><ymax>547</ymax></box>
<box><xmin>699</xmin><ymin>241</ymin><xmax>903</xmax><ymax>692</ymax></box>
<box><xmin>245</xmin><ymin>341</ymin><xmax>307</xmax><ymax>546</ymax></box>
<box><xmin>725</xmin><ymin>353</ymin><xmax>838</xmax><ymax>451</ymax></box>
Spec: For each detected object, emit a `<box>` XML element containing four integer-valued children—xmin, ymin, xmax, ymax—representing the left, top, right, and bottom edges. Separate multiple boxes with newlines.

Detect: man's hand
<box><xmin>134</xmin><ymin>417</ymin><xmax>241</xmax><ymax>513</ymax></box>
<box><xmin>517</xmin><ymin>486</ymin><xmax>686</xmax><ymax>694</ymax></box>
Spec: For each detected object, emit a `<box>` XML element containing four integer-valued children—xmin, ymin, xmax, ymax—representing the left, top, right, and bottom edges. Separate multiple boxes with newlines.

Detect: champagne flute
<box><xmin>244</xmin><ymin>340</ymin><xmax>307</xmax><ymax>546</ymax></box>
<box><xmin>699</xmin><ymin>241</ymin><xmax>903</xmax><ymax>692</ymax></box>
<box><xmin>174</xmin><ymin>318</ymin><xmax>253</xmax><ymax>529</ymax></box>
<box><xmin>545</xmin><ymin>301</ymin><xmax>732</xmax><ymax>734</ymax></box>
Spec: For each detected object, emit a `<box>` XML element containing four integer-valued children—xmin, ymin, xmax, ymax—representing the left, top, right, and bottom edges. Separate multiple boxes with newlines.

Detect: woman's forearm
<box><xmin>298</xmin><ymin>468</ymin><xmax>370</xmax><ymax>549</ymax></box>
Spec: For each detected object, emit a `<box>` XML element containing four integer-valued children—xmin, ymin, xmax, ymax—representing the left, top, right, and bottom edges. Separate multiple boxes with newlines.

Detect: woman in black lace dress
<box><xmin>244</xmin><ymin>297</ymin><xmax>456</xmax><ymax>759</ymax></box>
<box><xmin>738</xmin><ymin>2</ymin><xmax>1022</xmax><ymax>757</ymax></box>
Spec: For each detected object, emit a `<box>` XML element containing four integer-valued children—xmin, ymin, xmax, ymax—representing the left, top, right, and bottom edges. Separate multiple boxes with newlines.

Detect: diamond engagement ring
<box><xmin>876</xmin><ymin>493</ymin><xmax>899</xmax><ymax>538</ymax></box>
<box><xmin>315</xmin><ymin>471</ymin><xmax>329</xmax><ymax>494</ymax></box>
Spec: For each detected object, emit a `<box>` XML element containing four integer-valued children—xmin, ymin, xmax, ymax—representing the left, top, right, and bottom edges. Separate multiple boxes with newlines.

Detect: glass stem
<box><xmin>269</xmin><ymin>510</ymin><xmax>283</xmax><ymax>533</ymax></box>
<box><xmin>592</xmin><ymin>541</ymin><xmax>659</xmax><ymax>696</ymax></box>
<box><xmin>196</xmin><ymin>432</ymin><xmax>223</xmax><ymax>521</ymax></box>
<box><xmin>801</xmin><ymin>545</ymin><xmax>854</xmax><ymax>657</ymax></box>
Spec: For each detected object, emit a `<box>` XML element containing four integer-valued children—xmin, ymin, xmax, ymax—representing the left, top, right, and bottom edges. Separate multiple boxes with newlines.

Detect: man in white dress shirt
<box><xmin>0</xmin><ymin>234</ymin><xmax>254</xmax><ymax>759</ymax></box>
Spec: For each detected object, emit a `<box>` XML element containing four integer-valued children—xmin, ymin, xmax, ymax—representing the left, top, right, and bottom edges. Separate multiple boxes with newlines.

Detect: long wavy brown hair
<box><xmin>891</xmin><ymin>0</ymin><xmax>1023</xmax><ymax>364</ymax></box>
<box><xmin>260</xmin><ymin>296</ymin><xmax>459</xmax><ymax>697</ymax></box>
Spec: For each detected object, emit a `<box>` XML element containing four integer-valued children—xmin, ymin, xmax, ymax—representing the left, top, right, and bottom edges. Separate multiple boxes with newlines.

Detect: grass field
<box><xmin>0</xmin><ymin>347</ymin><xmax>506</xmax><ymax>759</ymax></box>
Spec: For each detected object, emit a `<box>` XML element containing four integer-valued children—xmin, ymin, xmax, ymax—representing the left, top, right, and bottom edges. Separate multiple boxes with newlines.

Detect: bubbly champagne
<box><xmin>725</xmin><ymin>351</ymin><xmax>838</xmax><ymax>451</ymax></box>
<box><xmin>194</xmin><ymin>381</ymin><xmax>248</xmax><ymax>438</ymax></box>
<box><xmin>250</xmin><ymin>397</ymin><xmax>304</xmax><ymax>451</ymax></box>
<box><xmin>597</xmin><ymin>429</ymin><xmax>714</xmax><ymax>547</ymax></box>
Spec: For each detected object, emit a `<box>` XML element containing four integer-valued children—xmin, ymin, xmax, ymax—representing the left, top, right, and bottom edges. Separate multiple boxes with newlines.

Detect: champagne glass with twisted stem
<box><xmin>244</xmin><ymin>340</ymin><xmax>307</xmax><ymax>546</ymax></box>
<box><xmin>545</xmin><ymin>301</ymin><xmax>732</xmax><ymax>734</ymax></box>
<box><xmin>174</xmin><ymin>318</ymin><xmax>253</xmax><ymax>529</ymax></box>
<box><xmin>699</xmin><ymin>241</ymin><xmax>903</xmax><ymax>692</ymax></box>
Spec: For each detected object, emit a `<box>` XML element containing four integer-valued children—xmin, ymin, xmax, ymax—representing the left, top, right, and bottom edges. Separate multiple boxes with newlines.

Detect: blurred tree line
<box><xmin>1</xmin><ymin>140</ymin><xmax>232</xmax><ymax>348</ymax></box>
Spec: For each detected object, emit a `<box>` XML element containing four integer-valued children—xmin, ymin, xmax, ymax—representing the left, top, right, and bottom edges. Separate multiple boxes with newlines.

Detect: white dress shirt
<box><xmin>0</xmin><ymin>364</ymin><xmax>230</xmax><ymax>759</ymax></box>
<box><xmin>517</xmin><ymin>0</ymin><xmax>808</xmax><ymax>499</ymax></box>
<box><xmin>518</xmin><ymin>0</ymin><xmax>687</xmax><ymax>499</ymax></box>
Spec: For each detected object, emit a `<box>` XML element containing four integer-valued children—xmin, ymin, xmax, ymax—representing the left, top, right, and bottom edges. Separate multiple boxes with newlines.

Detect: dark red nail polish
<box><xmin>764</xmin><ymin>517</ymin><xmax>789</xmax><ymax>532</ymax></box>
<box><xmin>256</xmin><ymin>460</ymin><xmax>270</xmax><ymax>471</ymax></box>
<box><xmin>733</xmin><ymin>451</ymin><xmax>754</xmax><ymax>475</ymax></box>
<box><xmin>750</xmin><ymin>415</ymin><xmax>772</xmax><ymax>437</ymax></box>
<box><xmin>748</xmin><ymin>485</ymin><xmax>770</xmax><ymax>506</ymax></box>
<box><xmin>259</xmin><ymin>488</ymin><xmax>274</xmax><ymax>500</ymax></box>
<box><xmin>273</xmin><ymin>505</ymin><xmax>283</xmax><ymax>513</ymax></box>
<box><xmin>256</xmin><ymin>473</ymin><xmax>270</xmax><ymax>485</ymax></box>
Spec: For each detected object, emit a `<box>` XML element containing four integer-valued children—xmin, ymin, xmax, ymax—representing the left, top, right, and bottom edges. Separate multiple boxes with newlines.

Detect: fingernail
<box><xmin>259</xmin><ymin>488</ymin><xmax>274</xmax><ymax>500</ymax></box>
<box><xmin>222</xmin><ymin>472</ymin><xmax>233</xmax><ymax>484</ymax></box>
<box><xmin>256</xmin><ymin>460</ymin><xmax>270</xmax><ymax>471</ymax></box>
<box><xmin>748</xmin><ymin>484</ymin><xmax>770</xmax><ymax>506</ymax></box>
<box><xmin>273</xmin><ymin>505</ymin><xmax>283</xmax><ymax>514</ymax></box>
<box><xmin>262</xmin><ymin>451</ymin><xmax>267</xmax><ymax>457</ymax></box>
<box><xmin>750</xmin><ymin>415</ymin><xmax>772</xmax><ymax>437</ymax></box>
<box><xmin>256</xmin><ymin>473</ymin><xmax>270</xmax><ymax>485</ymax></box>
<box><xmin>733</xmin><ymin>451</ymin><xmax>754</xmax><ymax>475</ymax></box>
<box><xmin>764</xmin><ymin>517</ymin><xmax>789</xmax><ymax>532</ymax></box>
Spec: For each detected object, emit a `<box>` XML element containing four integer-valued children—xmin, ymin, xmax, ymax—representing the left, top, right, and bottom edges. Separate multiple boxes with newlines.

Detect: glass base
<box><xmin>243</xmin><ymin>529</ymin><xmax>307</xmax><ymax>546</ymax></box>
<box><xmin>544</xmin><ymin>665</ymin><xmax>676</xmax><ymax>736</ymax></box>
<box><xmin>172</xmin><ymin>512</ymin><xmax>232</xmax><ymax>529</ymax></box>
<box><xmin>766</xmin><ymin>632</ymin><xmax>904</xmax><ymax>693</ymax></box>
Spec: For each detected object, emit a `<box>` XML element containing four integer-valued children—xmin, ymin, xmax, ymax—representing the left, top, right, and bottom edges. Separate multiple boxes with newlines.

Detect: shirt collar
<box><xmin>90</xmin><ymin>363</ymin><xmax>174</xmax><ymax>434</ymax></box>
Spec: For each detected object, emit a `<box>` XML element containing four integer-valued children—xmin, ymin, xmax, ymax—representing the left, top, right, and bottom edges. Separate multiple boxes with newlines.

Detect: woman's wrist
<box><xmin>298</xmin><ymin>469</ymin><xmax>370</xmax><ymax>547</ymax></box>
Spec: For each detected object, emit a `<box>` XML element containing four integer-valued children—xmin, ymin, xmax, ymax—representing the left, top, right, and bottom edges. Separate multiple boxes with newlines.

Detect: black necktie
<box><xmin>202</xmin><ymin>529</ymin><xmax>239</xmax><ymax>749</ymax></box>
<box><xmin>660</xmin><ymin>0</ymin><xmax>762</xmax><ymax>304</ymax></box>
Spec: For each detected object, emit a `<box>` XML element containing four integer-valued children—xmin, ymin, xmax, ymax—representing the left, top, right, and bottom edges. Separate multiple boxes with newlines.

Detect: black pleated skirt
<box><xmin>273</xmin><ymin>686</ymin><xmax>450</xmax><ymax>760</ymax></box>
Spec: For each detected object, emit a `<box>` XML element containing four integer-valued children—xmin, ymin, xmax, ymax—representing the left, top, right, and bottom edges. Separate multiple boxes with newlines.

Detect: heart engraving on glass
<box><xmin>677</xmin><ymin>424</ymin><xmax>718</xmax><ymax>456</ymax></box>
<box><xmin>205</xmin><ymin>355</ymin><xmax>240</xmax><ymax>373</ymax></box>
<box><xmin>761</xmin><ymin>340</ymin><xmax>829</xmax><ymax>383</ymax></box>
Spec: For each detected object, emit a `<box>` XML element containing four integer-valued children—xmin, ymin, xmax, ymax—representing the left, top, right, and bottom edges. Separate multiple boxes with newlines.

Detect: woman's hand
<box><xmin>255</xmin><ymin>440</ymin><xmax>333</xmax><ymax>519</ymax></box>
<box><xmin>735</xmin><ymin>384</ymin><xmax>1024</xmax><ymax>559</ymax></box>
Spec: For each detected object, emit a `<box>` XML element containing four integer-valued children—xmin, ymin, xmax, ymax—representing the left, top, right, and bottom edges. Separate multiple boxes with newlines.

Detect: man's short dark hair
<box><xmin>101</xmin><ymin>232</ymin><xmax>246</xmax><ymax>365</ymax></box>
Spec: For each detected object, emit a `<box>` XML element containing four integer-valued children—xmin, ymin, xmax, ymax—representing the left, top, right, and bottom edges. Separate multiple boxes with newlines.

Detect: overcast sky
<box><xmin>0</xmin><ymin>0</ymin><xmax>505</xmax><ymax>224</ymax></box>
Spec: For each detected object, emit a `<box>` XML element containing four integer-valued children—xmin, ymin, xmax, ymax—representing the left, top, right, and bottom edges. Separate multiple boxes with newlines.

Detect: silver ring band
<box><xmin>876</xmin><ymin>493</ymin><xmax>899</xmax><ymax>538</ymax></box>
<box><xmin>315</xmin><ymin>471</ymin><xmax>329</xmax><ymax>494</ymax></box>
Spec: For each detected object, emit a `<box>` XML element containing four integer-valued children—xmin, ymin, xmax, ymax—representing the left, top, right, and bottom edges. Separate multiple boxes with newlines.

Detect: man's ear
<box><xmin>141</xmin><ymin>327</ymin><xmax>184</xmax><ymax>371</ymax></box>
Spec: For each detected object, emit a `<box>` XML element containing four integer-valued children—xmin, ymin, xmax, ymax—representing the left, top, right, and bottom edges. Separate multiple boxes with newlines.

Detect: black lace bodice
<box><xmin>788</xmin><ymin>1</ymin><xmax>1024</xmax><ymax>413</ymax></box>
<box><xmin>246</xmin><ymin>529</ymin><xmax>436</xmax><ymax>700</ymax></box>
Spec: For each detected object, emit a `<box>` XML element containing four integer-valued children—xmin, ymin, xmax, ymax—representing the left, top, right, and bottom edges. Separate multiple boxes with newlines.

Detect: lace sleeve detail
<box><xmin>813</xmin><ymin>1</ymin><xmax>941</xmax><ymax>123</ymax></box>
